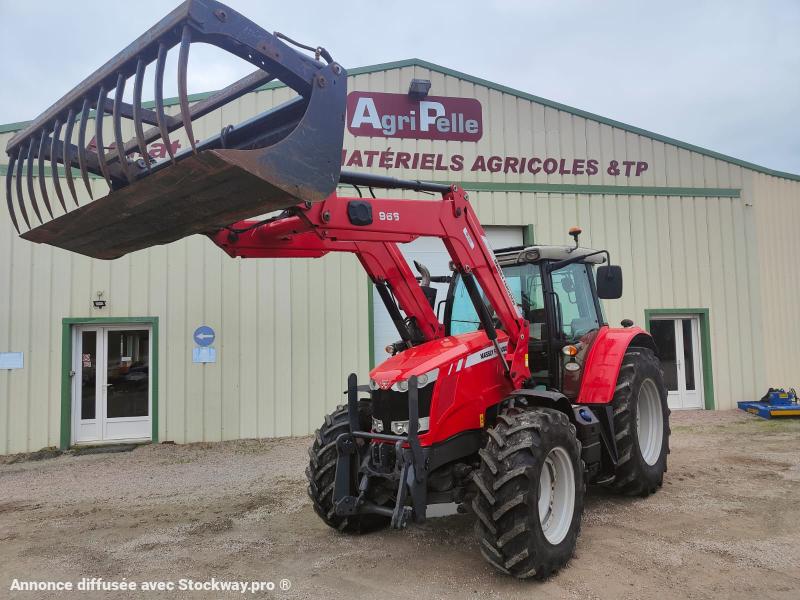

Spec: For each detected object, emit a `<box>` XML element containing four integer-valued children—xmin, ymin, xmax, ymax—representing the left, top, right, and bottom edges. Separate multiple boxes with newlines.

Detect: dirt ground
<box><xmin>1</xmin><ymin>410</ymin><xmax>799</xmax><ymax>599</ymax></box>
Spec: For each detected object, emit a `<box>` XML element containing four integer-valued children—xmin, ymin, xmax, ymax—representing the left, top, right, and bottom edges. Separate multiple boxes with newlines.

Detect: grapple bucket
<box><xmin>4</xmin><ymin>0</ymin><xmax>346</xmax><ymax>259</ymax></box>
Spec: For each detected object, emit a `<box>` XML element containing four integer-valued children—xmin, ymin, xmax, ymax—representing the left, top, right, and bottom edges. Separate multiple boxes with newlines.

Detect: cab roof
<box><xmin>494</xmin><ymin>245</ymin><xmax>607</xmax><ymax>266</ymax></box>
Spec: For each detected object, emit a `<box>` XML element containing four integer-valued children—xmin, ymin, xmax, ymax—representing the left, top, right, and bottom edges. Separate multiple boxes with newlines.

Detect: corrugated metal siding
<box><xmin>0</xmin><ymin>95</ymin><xmax>371</xmax><ymax>453</ymax></box>
<box><xmin>752</xmin><ymin>173</ymin><xmax>800</xmax><ymax>388</ymax></box>
<box><xmin>0</xmin><ymin>63</ymin><xmax>796</xmax><ymax>453</ymax></box>
<box><xmin>509</xmin><ymin>191</ymin><xmax>764</xmax><ymax>409</ymax></box>
<box><xmin>0</xmin><ymin>209</ymin><xmax>370</xmax><ymax>453</ymax></box>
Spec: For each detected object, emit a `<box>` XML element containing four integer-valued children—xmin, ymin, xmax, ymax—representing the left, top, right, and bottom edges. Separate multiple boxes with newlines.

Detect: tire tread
<box><xmin>472</xmin><ymin>407</ymin><xmax>585</xmax><ymax>579</ymax></box>
<box><xmin>602</xmin><ymin>347</ymin><xmax>670</xmax><ymax>496</ymax></box>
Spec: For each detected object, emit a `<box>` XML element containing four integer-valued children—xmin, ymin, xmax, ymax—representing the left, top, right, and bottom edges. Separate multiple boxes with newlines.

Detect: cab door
<box><xmin>546</xmin><ymin>262</ymin><xmax>604</xmax><ymax>396</ymax></box>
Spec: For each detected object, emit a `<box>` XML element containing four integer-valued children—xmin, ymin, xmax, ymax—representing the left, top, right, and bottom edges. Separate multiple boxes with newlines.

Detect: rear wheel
<box><xmin>602</xmin><ymin>347</ymin><xmax>670</xmax><ymax>496</ymax></box>
<box><xmin>306</xmin><ymin>402</ymin><xmax>390</xmax><ymax>533</ymax></box>
<box><xmin>473</xmin><ymin>408</ymin><xmax>584</xmax><ymax>579</ymax></box>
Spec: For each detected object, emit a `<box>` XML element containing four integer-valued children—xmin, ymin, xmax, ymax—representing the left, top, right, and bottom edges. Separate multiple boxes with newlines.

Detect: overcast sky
<box><xmin>1</xmin><ymin>0</ymin><xmax>797</xmax><ymax>173</ymax></box>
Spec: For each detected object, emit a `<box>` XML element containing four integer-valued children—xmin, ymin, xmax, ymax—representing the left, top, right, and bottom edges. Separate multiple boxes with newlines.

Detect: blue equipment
<box><xmin>738</xmin><ymin>388</ymin><xmax>799</xmax><ymax>419</ymax></box>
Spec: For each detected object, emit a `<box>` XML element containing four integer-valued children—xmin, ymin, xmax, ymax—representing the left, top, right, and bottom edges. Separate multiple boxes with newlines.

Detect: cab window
<box><xmin>551</xmin><ymin>263</ymin><xmax>600</xmax><ymax>340</ymax></box>
<box><xmin>448</xmin><ymin>263</ymin><xmax>546</xmax><ymax>339</ymax></box>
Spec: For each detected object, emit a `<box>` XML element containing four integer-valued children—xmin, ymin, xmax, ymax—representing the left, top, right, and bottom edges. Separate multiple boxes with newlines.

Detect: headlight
<box><xmin>372</xmin><ymin>417</ymin><xmax>384</xmax><ymax>432</ymax></box>
<box><xmin>369</xmin><ymin>378</ymin><xmax>379</xmax><ymax>391</ymax></box>
<box><xmin>390</xmin><ymin>368</ymin><xmax>439</xmax><ymax>392</ymax></box>
<box><xmin>418</xmin><ymin>368</ymin><xmax>439</xmax><ymax>387</ymax></box>
<box><xmin>390</xmin><ymin>416</ymin><xmax>430</xmax><ymax>435</ymax></box>
<box><xmin>391</xmin><ymin>420</ymin><xmax>408</xmax><ymax>435</ymax></box>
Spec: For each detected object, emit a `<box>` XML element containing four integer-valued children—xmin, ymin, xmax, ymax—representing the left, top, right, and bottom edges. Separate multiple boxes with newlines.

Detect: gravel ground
<box><xmin>1</xmin><ymin>410</ymin><xmax>799</xmax><ymax>599</ymax></box>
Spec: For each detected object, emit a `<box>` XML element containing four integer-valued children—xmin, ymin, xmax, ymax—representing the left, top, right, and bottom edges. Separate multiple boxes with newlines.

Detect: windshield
<box><xmin>448</xmin><ymin>263</ymin><xmax>547</xmax><ymax>340</ymax></box>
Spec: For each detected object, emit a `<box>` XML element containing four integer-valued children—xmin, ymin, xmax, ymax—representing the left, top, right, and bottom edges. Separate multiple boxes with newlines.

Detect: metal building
<box><xmin>1</xmin><ymin>59</ymin><xmax>798</xmax><ymax>455</ymax></box>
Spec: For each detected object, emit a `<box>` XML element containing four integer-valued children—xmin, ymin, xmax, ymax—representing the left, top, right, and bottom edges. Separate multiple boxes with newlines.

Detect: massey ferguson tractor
<box><xmin>4</xmin><ymin>0</ymin><xmax>669</xmax><ymax>579</ymax></box>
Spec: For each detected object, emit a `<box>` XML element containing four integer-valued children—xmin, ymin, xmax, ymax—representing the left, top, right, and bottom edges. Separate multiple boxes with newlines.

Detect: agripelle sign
<box><xmin>347</xmin><ymin>91</ymin><xmax>483</xmax><ymax>141</ymax></box>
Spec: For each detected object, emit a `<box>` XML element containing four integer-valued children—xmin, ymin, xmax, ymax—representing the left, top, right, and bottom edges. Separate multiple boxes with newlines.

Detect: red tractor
<box><xmin>210</xmin><ymin>181</ymin><xmax>670</xmax><ymax>578</ymax></box>
<box><xmin>5</xmin><ymin>0</ymin><xmax>669</xmax><ymax>579</ymax></box>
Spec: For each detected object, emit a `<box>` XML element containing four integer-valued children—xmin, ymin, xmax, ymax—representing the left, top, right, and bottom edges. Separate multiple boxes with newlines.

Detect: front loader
<box><xmin>5</xmin><ymin>0</ymin><xmax>670</xmax><ymax>579</ymax></box>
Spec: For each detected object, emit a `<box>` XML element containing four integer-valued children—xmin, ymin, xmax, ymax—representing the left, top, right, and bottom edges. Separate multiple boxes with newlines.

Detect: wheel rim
<box><xmin>538</xmin><ymin>446</ymin><xmax>575</xmax><ymax>545</ymax></box>
<box><xmin>636</xmin><ymin>378</ymin><xmax>664</xmax><ymax>466</ymax></box>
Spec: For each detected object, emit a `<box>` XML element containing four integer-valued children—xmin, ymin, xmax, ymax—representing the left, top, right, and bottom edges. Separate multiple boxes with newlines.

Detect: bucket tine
<box><xmin>154</xmin><ymin>42</ymin><xmax>175</xmax><ymax>164</ymax></box>
<box><xmin>25</xmin><ymin>140</ymin><xmax>43</xmax><ymax>224</ymax></box>
<box><xmin>112</xmin><ymin>73</ymin><xmax>130</xmax><ymax>182</ymax></box>
<box><xmin>50</xmin><ymin>119</ymin><xmax>67</xmax><ymax>213</ymax></box>
<box><xmin>14</xmin><ymin>145</ymin><xmax>30</xmax><ymax>230</ymax></box>
<box><xmin>37</xmin><ymin>130</ymin><xmax>54</xmax><ymax>219</ymax></box>
<box><xmin>177</xmin><ymin>25</ymin><xmax>197</xmax><ymax>154</ymax></box>
<box><xmin>5</xmin><ymin>155</ymin><xmax>20</xmax><ymax>234</ymax></box>
<box><xmin>95</xmin><ymin>85</ymin><xmax>112</xmax><ymax>188</ymax></box>
<box><xmin>77</xmin><ymin>97</ymin><xmax>94</xmax><ymax>198</ymax></box>
<box><xmin>132</xmin><ymin>58</ymin><xmax>150</xmax><ymax>170</ymax></box>
<box><xmin>63</xmin><ymin>108</ymin><xmax>79</xmax><ymax>206</ymax></box>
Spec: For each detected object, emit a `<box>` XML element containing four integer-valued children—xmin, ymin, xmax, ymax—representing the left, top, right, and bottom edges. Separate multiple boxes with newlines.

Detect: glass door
<box><xmin>73</xmin><ymin>325</ymin><xmax>152</xmax><ymax>443</ymax></box>
<box><xmin>648</xmin><ymin>316</ymin><xmax>703</xmax><ymax>410</ymax></box>
<box><xmin>103</xmin><ymin>327</ymin><xmax>151</xmax><ymax>440</ymax></box>
<box><xmin>74</xmin><ymin>328</ymin><xmax>101</xmax><ymax>443</ymax></box>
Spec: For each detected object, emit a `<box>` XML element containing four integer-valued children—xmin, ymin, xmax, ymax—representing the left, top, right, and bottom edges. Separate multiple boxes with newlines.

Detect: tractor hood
<box><xmin>369</xmin><ymin>330</ymin><xmax>509</xmax><ymax>390</ymax></box>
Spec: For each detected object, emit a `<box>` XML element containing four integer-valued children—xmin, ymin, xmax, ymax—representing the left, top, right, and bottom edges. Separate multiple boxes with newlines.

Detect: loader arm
<box><xmin>215</xmin><ymin>227</ymin><xmax>444</xmax><ymax>343</ymax></box>
<box><xmin>210</xmin><ymin>183</ymin><xmax>531</xmax><ymax>388</ymax></box>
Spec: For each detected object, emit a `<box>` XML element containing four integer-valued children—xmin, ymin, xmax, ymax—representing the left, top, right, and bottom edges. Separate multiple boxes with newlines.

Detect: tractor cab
<box><xmin>443</xmin><ymin>239</ymin><xmax>621</xmax><ymax>394</ymax></box>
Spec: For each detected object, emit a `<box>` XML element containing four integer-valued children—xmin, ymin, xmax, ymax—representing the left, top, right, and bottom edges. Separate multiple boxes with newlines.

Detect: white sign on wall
<box><xmin>0</xmin><ymin>352</ymin><xmax>24</xmax><ymax>369</ymax></box>
<box><xmin>192</xmin><ymin>347</ymin><xmax>216</xmax><ymax>364</ymax></box>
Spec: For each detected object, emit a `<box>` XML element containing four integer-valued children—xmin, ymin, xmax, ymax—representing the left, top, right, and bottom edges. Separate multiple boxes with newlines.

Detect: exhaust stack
<box><xmin>4</xmin><ymin>0</ymin><xmax>346</xmax><ymax>259</ymax></box>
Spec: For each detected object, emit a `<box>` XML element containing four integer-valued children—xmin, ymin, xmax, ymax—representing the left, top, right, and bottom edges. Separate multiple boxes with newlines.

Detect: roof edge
<box><xmin>1</xmin><ymin>57</ymin><xmax>797</xmax><ymax>182</ymax></box>
<box><xmin>405</xmin><ymin>59</ymin><xmax>800</xmax><ymax>183</ymax></box>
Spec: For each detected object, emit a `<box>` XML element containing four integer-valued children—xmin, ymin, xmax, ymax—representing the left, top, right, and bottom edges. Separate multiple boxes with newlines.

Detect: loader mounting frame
<box><xmin>334</xmin><ymin>373</ymin><xmax>484</xmax><ymax>527</ymax></box>
<box><xmin>334</xmin><ymin>374</ymin><xmax>426</xmax><ymax>528</ymax></box>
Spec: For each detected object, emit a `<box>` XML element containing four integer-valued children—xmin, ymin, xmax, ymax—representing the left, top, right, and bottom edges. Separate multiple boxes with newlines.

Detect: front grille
<box><xmin>371</xmin><ymin>384</ymin><xmax>434</xmax><ymax>433</ymax></box>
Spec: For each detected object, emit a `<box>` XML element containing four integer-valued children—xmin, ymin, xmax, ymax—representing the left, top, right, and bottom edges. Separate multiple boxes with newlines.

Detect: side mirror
<box><xmin>596</xmin><ymin>265</ymin><xmax>623</xmax><ymax>299</ymax></box>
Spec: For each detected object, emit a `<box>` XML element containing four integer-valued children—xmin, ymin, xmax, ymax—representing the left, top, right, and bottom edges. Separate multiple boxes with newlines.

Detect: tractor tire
<box><xmin>602</xmin><ymin>347</ymin><xmax>670</xmax><ymax>496</ymax></box>
<box><xmin>472</xmin><ymin>408</ymin><xmax>585</xmax><ymax>579</ymax></box>
<box><xmin>305</xmin><ymin>401</ymin><xmax>390</xmax><ymax>534</ymax></box>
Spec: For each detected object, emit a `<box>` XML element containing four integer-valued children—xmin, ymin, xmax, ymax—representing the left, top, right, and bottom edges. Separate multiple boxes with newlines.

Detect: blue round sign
<box><xmin>193</xmin><ymin>325</ymin><xmax>215</xmax><ymax>347</ymax></box>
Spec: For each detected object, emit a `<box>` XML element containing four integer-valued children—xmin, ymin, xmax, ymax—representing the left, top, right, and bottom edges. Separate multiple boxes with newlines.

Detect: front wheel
<box><xmin>602</xmin><ymin>347</ymin><xmax>670</xmax><ymax>496</ymax></box>
<box><xmin>473</xmin><ymin>408</ymin><xmax>585</xmax><ymax>579</ymax></box>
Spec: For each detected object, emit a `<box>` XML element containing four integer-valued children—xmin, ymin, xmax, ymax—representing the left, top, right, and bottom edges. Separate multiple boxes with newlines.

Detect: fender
<box><xmin>509</xmin><ymin>388</ymin><xmax>573</xmax><ymax>416</ymax></box>
<box><xmin>577</xmin><ymin>326</ymin><xmax>656</xmax><ymax>404</ymax></box>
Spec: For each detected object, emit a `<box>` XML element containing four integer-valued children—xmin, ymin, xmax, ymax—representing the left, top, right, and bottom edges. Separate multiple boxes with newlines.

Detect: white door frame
<box><xmin>649</xmin><ymin>315</ymin><xmax>704</xmax><ymax>410</ymax></box>
<box><xmin>71</xmin><ymin>324</ymin><xmax>153</xmax><ymax>444</ymax></box>
<box><xmin>72</xmin><ymin>326</ymin><xmax>102</xmax><ymax>444</ymax></box>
